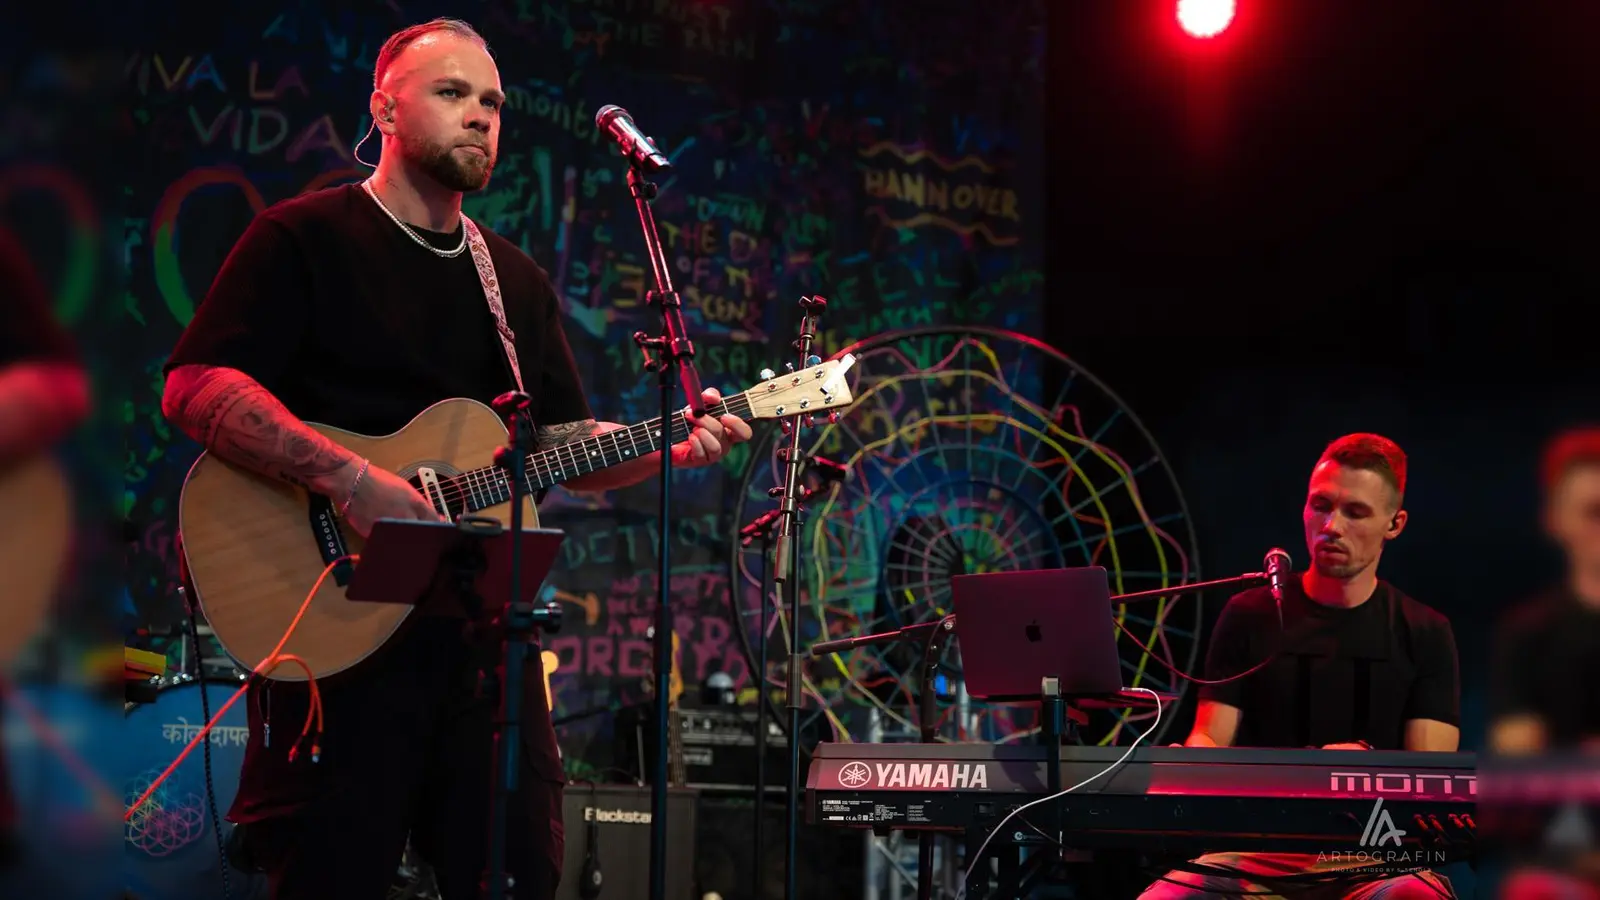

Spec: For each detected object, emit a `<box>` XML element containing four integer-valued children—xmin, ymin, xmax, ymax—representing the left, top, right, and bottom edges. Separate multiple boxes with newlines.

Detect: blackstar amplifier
<box><xmin>557</xmin><ymin>784</ymin><xmax>698</xmax><ymax>900</ymax></box>
<box><xmin>614</xmin><ymin>705</ymin><xmax>799</xmax><ymax>790</ymax></box>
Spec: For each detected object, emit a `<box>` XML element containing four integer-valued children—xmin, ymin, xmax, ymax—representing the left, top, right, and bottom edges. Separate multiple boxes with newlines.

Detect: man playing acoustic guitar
<box><xmin>160</xmin><ymin>18</ymin><xmax>752</xmax><ymax>900</ymax></box>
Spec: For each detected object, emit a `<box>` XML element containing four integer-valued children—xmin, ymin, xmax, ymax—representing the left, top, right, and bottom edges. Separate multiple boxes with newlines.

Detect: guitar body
<box><xmin>178</xmin><ymin>397</ymin><xmax>537</xmax><ymax>681</ymax></box>
<box><xmin>0</xmin><ymin>457</ymin><xmax>70</xmax><ymax>665</ymax></box>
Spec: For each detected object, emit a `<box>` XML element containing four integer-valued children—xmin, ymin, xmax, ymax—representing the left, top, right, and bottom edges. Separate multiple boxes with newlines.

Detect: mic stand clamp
<box><xmin>621</xmin><ymin>157</ymin><xmax>703</xmax><ymax>900</ymax></box>
<box><xmin>770</xmin><ymin>294</ymin><xmax>827</xmax><ymax>900</ymax></box>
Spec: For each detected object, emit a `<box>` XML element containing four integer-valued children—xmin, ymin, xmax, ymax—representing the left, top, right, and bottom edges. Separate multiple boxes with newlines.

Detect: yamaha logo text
<box><xmin>837</xmin><ymin>761</ymin><xmax>989</xmax><ymax>789</ymax></box>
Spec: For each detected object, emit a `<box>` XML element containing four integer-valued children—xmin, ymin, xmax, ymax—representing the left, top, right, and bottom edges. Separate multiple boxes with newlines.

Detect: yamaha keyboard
<box><xmin>806</xmin><ymin>742</ymin><xmax>1478</xmax><ymax>855</ymax></box>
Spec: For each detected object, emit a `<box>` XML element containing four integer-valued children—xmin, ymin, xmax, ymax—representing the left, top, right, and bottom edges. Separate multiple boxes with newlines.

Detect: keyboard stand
<box><xmin>966</xmin><ymin>676</ymin><xmax>1071</xmax><ymax>899</ymax></box>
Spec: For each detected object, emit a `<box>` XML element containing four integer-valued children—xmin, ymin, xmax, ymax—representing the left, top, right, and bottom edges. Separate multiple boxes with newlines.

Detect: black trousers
<box><xmin>228</xmin><ymin>619</ymin><xmax>565</xmax><ymax>900</ymax></box>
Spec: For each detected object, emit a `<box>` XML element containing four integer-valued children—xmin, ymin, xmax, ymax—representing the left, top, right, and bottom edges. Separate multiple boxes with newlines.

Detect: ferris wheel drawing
<box><xmin>727</xmin><ymin>326</ymin><xmax>1204</xmax><ymax>749</ymax></box>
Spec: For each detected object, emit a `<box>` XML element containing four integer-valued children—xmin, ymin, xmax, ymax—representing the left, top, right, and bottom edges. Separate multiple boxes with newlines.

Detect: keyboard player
<box><xmin>1140</xmin><ymin>434</ymin><xmax>1461</xmax><ymax>900</ymax></box>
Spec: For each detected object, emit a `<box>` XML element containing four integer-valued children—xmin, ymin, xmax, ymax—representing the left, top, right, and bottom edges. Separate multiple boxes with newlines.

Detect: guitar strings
<box><xmin>415</xmin><ymin>395</ymin><xmax>754</xmax><ymax>513</ymax></box>
<box><xmin>436</xmin><ymin>415</ymin><xmax>695</xmax><ymax>510</ymax></box>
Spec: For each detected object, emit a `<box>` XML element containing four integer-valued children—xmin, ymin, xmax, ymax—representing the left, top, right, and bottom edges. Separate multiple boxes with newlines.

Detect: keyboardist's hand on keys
<box><xmin>1321</xmin><ymin>741</ymin><xmax>1372</xmax><ymax>750</ymax></box>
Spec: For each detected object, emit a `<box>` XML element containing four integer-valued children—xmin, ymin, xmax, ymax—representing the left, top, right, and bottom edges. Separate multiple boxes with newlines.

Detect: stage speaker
<box><xmin>558</xmin><ymin>784</ymin><xmax>698</xmax><ymax>900</ymax></box>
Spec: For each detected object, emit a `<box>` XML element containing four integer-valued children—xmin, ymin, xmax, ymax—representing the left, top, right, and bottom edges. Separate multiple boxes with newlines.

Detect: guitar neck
<box><xmin>456</xmin><ymin>394</ymin><xmax>754</xmax><ymax>512</ymax></box>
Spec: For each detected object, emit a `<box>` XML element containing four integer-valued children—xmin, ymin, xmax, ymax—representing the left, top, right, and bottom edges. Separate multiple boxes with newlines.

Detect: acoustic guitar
<box><xmin>0</xmin><ymin>456</ymin><xmax>71</xmax><ymax>665</ymax></box>
<box><xmin>177</xmin><ymin>356</ymin><xmax>855</xmax><ymax>682</ymax></box>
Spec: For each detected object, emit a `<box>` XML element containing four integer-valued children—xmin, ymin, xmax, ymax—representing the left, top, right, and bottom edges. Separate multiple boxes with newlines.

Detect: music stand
<box><xmin>347</xmin><ymin>516</ymin><xmax>565</xmax><ymax>617</ymax></box>
<box><xmin>347</xmin><ymin>515</ymin><xmax>566</xmax><ymax>897</ymax></box>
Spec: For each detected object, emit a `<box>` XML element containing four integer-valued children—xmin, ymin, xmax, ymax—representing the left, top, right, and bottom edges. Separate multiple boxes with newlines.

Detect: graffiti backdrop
<box><xmin>118</xmin><ymin>0</ymin><xmax>1045</xmax><ymax>772</ymax></box>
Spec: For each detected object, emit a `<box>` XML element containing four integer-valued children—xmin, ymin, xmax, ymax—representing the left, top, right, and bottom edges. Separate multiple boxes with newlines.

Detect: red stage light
<box><xmin>1177</xmin><ymin>0</ymin><xmax>1235</xmax><ymax>39</ymax></box>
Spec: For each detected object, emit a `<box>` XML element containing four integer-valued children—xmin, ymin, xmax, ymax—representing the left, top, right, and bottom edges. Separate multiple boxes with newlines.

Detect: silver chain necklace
<box><xmin>361</xmin><ymin>179</ymin><xmax>467</xmax><ymax>258</ymax></box>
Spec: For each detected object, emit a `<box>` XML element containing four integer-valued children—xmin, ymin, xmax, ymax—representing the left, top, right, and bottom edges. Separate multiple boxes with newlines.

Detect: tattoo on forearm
<box><xmin>535</xmin><ymin>418</ymin><xmax>598</xmax><ymax>452</ymax></box>
<box><xmin>177</xmin><ymin>370</ymin><xmax>352</xmax><ymax>490</ymax></box>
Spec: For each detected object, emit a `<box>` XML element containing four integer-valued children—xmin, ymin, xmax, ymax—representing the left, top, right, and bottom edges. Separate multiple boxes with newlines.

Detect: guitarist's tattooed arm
<box><xmin>533</xmin><ymin>418</ymin><xmax>598</xmax><ymax>452</ymax></box>
<box><xmin>162</xmin><ymin>364</ymin><xmax>359</xmax><ymax>496</ymax></box>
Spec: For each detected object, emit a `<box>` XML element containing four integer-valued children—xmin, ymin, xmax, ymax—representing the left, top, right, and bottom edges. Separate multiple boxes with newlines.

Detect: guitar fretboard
<box><xmin>442</xmin><ymin>395</ymin><xmax>755</xmax><ymax>512</ymax></box>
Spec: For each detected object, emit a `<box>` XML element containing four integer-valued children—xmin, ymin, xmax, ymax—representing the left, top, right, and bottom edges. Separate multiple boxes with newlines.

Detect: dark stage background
<box><xmin>1048</xmin><ymin>0</ymin><xmax>1600</xmax><ymax>756</ymax></box>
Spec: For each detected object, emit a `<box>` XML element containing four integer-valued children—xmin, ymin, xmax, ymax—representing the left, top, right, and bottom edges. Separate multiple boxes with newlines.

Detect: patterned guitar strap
<box><xmin>461</xmin><ymin>215</ymin><xmax>526</xmax><ymax>393</ymax></box>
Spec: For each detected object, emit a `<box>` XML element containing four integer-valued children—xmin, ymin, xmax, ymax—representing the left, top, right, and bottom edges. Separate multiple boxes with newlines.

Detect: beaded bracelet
<box><xmin>338</xmin><ymin>458</ymin><xmax>371</xmax><ymax>517</ymax></box>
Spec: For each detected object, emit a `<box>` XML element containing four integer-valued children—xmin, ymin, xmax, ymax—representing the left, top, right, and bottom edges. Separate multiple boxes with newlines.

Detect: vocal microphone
<box><xmin>1264</xmin><ymin>548</ymin><xmax>1292</xmax><ymax>603</ymax></box>
<box><xmin>807</xmin><ymin>455</ymin><xmax>849</xmax><ymax>482</ymax></box>
<box><xmin>594</xmin><ymin>105</ymin><xmax>671</xmax><ymax>174</ymax></box>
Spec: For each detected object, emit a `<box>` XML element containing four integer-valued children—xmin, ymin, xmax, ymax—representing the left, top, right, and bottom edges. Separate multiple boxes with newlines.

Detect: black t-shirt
<box><xmin>1490</xmin><ymin>586</ymin><xmax>1600</xmax><ymax>747</ymax></box>
<box><xmin>165</xmin><ymin>184</ymin><xmax>587</xmax><ymax>801</ymax></box>
<box><xmin>1198</xmin><ymin>579</ymin><xmax>1459</xmax><ymax>750</ymax></box>
<box><xmin>164</xmin><ymin>183</ymin><xmax>591</xmax><ymax>435</ymax></box>
<box><xmin>0</xmin><ymin>225</ymin><xmax>76</xmax><ymax>368</ymax></box>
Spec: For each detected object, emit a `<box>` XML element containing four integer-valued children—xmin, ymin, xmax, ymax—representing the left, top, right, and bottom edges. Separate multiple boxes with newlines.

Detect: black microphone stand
<box><xmin>481</xmin><ymin>390</ymin><xmax>562</xmax><ymax>900</ymax></box>
<box><xmin>1107</xmin><ymin>570</ymin><xmax>1269</xmax><ymax>604</ymax></box>
<box><xmin>623</xmin><ymin>160</ymin><xmax>703</xmax><ymax>900</ymax></box>
<box><xmin>771</xmin><ymin>295</ymin><xmax>828</xmax><ymax>900</ymax></box>
<box><xmin>737</xmin><ymin>480</ymin><xmax>830</xmax><ymax>900</ymax></box>
<box><xmin>754</xmin><ymin>525</ymin><xmax>773</xmax><ymax>900</ymax></box>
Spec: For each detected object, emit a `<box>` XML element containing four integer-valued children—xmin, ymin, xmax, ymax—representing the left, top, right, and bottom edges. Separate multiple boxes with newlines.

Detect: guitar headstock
<box><xmin>739</xmin><ymin>353</ymin><xmax>857</xmax><ymax>424</ymax></box>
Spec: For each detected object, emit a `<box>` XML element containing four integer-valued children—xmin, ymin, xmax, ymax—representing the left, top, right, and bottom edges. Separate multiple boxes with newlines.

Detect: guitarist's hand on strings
<box><xmin>670</xmin><ymin>387</ymin><xmax>753</xmax><ymax>468</ymax></box>
<box><xmin>338</xmin><ymin>461</ymin><xmax>445</xmax><ymax>539</ymax></box>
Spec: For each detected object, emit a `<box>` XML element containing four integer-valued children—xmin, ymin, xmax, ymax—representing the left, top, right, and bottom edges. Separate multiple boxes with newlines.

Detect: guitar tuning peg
<box><xmin>827</xmin><ymin>412</ymin><xmax>840</xmax><ymax>424</ymax></box>
<box><xmin>759</xmin><ymin>368</ymin><xmax>775</xmax><ymax>381</ymax></box>
<box><xmin>784</xmin><ymin>362</ymin><xmax>795</xmax><ymax>373</ymax></box>
<box><xmin>806</xmin><ymin>355</ymin><xmax>821</xmax><ymax>367</ymax></box>
<box><xmin>803</xmin><ymin>415</ymin><xmax>816</xmax><ymax>428</ymax></box>
<box><xmin>780</xmin><ymin>419</ymin><xmax>794</xmax><ymax>435</ymax></box>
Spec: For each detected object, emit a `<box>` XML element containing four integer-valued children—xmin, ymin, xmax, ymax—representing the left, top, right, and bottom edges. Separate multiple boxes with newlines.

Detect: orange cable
<box><xmin>123</xmin><ymin>555</ymin><xmax>349</xmax><ymax>822</ymax></box>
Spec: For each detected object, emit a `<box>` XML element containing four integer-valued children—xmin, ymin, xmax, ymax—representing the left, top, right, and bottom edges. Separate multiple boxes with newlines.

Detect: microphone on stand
<box><xmin>595</xmin><ymin>105</ymin><xmax>672</xmax><ymax>174</ymax></box>
<box><xmin>1264</xmin><ymin>548</ymin><xmax>1292</xmax><ymax>603</ymax></box>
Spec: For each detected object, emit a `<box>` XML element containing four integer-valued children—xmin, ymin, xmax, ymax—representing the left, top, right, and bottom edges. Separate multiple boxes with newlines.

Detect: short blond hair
<box><xmin>373</xmin><ymin>18</ymin><xmax>490</xmax><ymax>90</ymax></box>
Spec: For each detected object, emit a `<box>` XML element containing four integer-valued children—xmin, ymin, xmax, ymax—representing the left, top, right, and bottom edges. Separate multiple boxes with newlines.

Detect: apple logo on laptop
<box><xmin>1025</xmin><ymin>620</ymin><xmax>1042</xmax><ymax>643</ymax></box>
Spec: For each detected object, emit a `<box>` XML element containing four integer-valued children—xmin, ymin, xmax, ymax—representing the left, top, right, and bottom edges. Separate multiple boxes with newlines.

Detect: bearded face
<box><xmin>399</xmin><ymin>127</ymin><xmax>495</xmax><ymax>193</ymax></box>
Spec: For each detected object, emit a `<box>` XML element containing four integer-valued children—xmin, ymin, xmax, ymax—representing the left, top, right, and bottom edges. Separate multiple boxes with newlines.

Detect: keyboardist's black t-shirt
<box><xmin>1198</xmin><ymin>579</ymin><xmax>1459</xmax><ymax>750</ymax></box>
